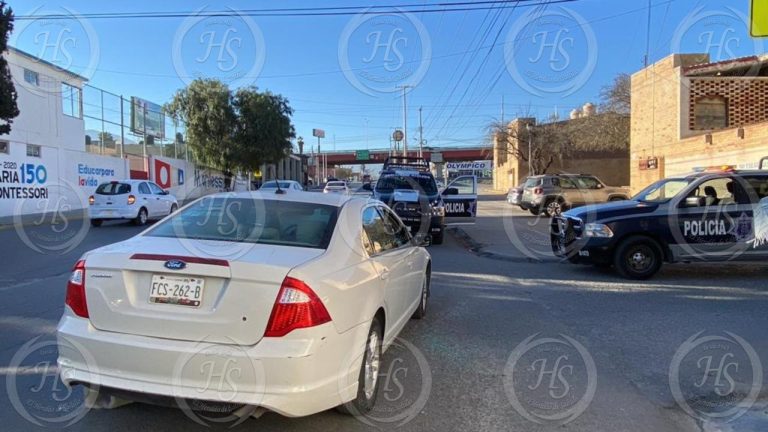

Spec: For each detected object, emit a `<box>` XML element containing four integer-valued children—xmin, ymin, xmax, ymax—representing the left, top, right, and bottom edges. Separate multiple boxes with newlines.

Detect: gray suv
<box><xmin>519</xmin><ymin>174</ymin><xmax>630</xmax><ymax>217</ymax></box>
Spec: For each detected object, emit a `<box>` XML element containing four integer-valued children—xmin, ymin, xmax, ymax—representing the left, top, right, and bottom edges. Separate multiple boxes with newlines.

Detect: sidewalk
<box><xmin>447</xmin><ymin>185</ymin><xmax>558</xmax><ymax>263</ymax></box>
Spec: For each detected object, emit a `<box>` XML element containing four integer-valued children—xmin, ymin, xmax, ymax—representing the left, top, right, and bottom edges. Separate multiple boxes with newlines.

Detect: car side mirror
<box><xmin>684</xmin><ymin>196</ymin><xmax>704</xmax><ymax>207</ymax></box>
<box><xmin>443</xmin><ymin>187</ymin><xmax>459</xmax><ymax>196</ymax></box>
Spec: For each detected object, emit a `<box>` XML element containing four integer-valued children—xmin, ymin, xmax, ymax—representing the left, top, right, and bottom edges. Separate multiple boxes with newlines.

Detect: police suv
<box><xmin>373</xmin><ymin>157</ymin><xmax>478</xmax><ymax>245</ymax></box>
<box><xmin>551</xmin><ymin>159</ymin><xmax>768</xmax><ymax>279</ymax></box>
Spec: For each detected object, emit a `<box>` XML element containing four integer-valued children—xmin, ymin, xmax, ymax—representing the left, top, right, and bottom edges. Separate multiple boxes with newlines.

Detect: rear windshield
<box><xmin>524</xmin><ymin>178</ymin><xmax>541</xmax><ymax>188</ymax></box>
<box><xmin>376</xmin><ymin>174</ymin><xmax>437</xmax><ymax>195</ymax></box>
<box><xmin>96</xmin><ymin>182</ymin><xmax>131</xmax><ymax>195</ymax></box>
<box><xmin>145</xmin><ymin>197</ymin><xmax>339</xmax><ymax>249</ymax></box>
<box><xmin>261</xmin><ymin>181</ymin><xmax>292</xmax><ymax>189</ymax></box>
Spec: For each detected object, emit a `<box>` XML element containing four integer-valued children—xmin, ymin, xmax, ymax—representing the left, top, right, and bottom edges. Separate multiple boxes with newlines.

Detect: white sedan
<box><xmin>58</xmin><ymin>190</ymin><xmax>431</xmax><ymax>418</ymax></box>
<box><xmin>260</xmin><ymin>180</ymin><xmax>304</xmax><ymax>191</ymax></box>
<box><xmin>89</xmin><ymin>180</ymin><xmax>178</xmax><ymax>227</ymax></box>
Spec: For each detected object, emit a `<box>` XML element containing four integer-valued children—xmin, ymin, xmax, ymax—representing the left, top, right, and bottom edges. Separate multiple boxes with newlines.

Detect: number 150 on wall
<box><xmin>19</xmin><ymin>164</ymin><xmax>47</xmax><ymax>184</ymax></box>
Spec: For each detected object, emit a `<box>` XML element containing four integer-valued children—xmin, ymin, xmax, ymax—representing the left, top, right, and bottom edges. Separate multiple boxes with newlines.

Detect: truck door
<box><xmin>442</xmin><ymin>175</ymin><xmax>477</xmax><ymax>224</ymax></box>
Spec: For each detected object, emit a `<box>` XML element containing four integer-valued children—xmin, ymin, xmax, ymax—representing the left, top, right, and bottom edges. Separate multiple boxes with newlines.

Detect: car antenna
<box><xmin>273</xmin><ymin>168</ymin><xmax>286</xmax><ymax>195</ymax></box>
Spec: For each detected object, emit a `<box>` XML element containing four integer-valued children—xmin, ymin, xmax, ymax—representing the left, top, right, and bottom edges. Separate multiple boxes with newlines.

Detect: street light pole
<box><xmin>526</xmin><ymin>123</ymin><xmax>533</xmax><ymax>175</ymax></box>
<box><xmin>418</xmin><ymin>106</ymin><xmax>423</xmax><ymax>158</ymax></box>
<box><xmin>397</xmin><ymin>85</ymin><xmax>412</xmax><ymax>157</ymax></box>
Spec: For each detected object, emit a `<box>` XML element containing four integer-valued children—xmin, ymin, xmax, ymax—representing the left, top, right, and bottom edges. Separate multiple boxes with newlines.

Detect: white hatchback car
<box><xmin>88</xmin><ymin>180</ymin><xmax>178</xmax><ymax>227</ymax></box>
<box><xmin>58</xmin><ymin>190</ymin><xmax>431</xmax><ymax>418</ymax></box>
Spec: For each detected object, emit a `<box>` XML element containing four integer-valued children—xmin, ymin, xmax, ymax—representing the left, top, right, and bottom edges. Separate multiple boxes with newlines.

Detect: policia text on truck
<box><xmin>551</xmin><ymin>158</ymin><xmax>768</xmax><ymax>279</ymax></box>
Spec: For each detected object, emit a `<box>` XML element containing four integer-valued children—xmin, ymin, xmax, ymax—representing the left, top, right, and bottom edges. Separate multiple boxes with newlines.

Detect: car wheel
<box><xmin>544</xmin><ymin>199</ymin><xmax>564</xmax><ymax>217</ymax></box>
<box><xmin>412</xmin><ymin>272</ymin><xmax>430</xmax><ymax>319</ymax></box>
<box><xmin>134</xmin><ymin>207</ymin><xmax>148</xmax><ymax>226</ymax></box>
<box><xmin>337</xmin><ymin>316</ymin><xmax>383</xmax><ymax>416</ymax></box>
<box><xmin>84</xmin><ymin>387</ymin><xmax>132</xmax><ymax>410</ymax></box>
<box><xmin>431</xmin><ymin>231</ymin><xmax>444</xmax><ymax>245</ymax></box>
<box><xmin>613</xmin><ymin>236</ymin><xmax>663</xmax><ymax>280</ymax></box>
<box><xmin>90</xmin><ymin>219</ymin><xmax>103</xmax><ymax>227</ymax></box>
<box><xmin>169</xmin><ymin>204</ymin><xmax>178</xmax><ymax>215</ymax></box>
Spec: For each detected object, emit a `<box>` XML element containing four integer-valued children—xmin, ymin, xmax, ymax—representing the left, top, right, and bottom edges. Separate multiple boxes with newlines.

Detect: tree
<box><xmin>98</xmin><ymin>131</ymin><xmax>116</xmax><ymax>148</ymax></box>
<box><xmin>335</xmin><ymin>167</ymin><xmax>353</xmax><ymax>180</ymax></box>
<box><xmin>599</xmin><ymin>73</ymin><xmax>631</xmax><ymax>114</ymax></box>
<box><xmin>232</xmin><ymin>87</ymin><xmax>295</xmax><ymax>172</ymax></box>
<box><xmin>0</xmin><ymin>1</ymin><xmax>19</xmax><ymax>135</ymax></box>
<box><xmin>164</xmin><ymin>79</ymin><xmax>236</xmax><ymax>172</ymax></box>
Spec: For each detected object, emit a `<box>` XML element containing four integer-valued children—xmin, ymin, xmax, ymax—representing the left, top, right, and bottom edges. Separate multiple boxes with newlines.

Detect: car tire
<box><xmin>84</xmin><ymin>388</ymin><xmax>132</xmax><ymax>410</ymax></box>
<box><xmin>134</xmin><ymin>207</ymin><xmax>148</xmax><ymax>226</ymax></box>
<box><xmin>431</xmin><ymin>231</ymin><xmax>444</xmax><ymax>245</ymax></box>
<box><xmin>544</xmin><ymin>198</ymin><xmax>565</xmax><ymax>217</ymax></box>
<box><xmin>337</xmin><ymin>316</ymin><xmax>383</xmax><ymax>416</ymax></box>
<box><xmin>90</xmin><ymin>219</ymin><xmax>103</xmax><ymax>227</ymax></box>
<box><xmin>528</xmin><ymin>208</ymin><xmax>540</xmax><ymax>216</ymax></box>
<box><xmin>613</xmin><ymin>236</ymin><xmax>663</xmax><ymax>280</ymax></box>
<box><xmin>411</xmin><ymin>272</ymin><xmax>430</xmax><ymax>319</ymax></box>
<box><xmin>169</xmin><ymin>204</ymin><xmax>178</xmax><ymax>215</ymax></box>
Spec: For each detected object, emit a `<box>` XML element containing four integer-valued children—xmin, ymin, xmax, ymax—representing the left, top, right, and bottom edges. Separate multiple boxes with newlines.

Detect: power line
<box><xmin>12</xmin><ymin>0</ymin><xmax>578</xmax><ymax>20</ymax></box>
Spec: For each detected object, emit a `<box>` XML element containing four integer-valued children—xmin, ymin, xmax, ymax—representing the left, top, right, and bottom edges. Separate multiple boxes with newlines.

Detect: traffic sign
<box><xmin>355</xmin><ymin>150</ymin><xmax>370</xmax><ymax>160</ymax></box>
<box><xmin>392</xmin><ymin>129</ymin><xmax>404</xmax><ymax>142</ymax></box>
<box><xmin>752</xmin><ymin>0</ymin><xmax>768</xmax><ymax>37</ymax></box>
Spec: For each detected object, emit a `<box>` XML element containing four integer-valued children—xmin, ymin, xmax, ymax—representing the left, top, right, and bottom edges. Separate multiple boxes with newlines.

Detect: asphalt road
<box><xmin>1</xmin><ymin>212</ymin><xmax>768</xmax><ymax>431</ymax></box>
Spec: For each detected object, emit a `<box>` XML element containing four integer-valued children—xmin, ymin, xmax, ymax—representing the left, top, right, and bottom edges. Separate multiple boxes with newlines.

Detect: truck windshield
<box><xmin>633</xmin><ymin>178</ymin><xmax>691</xmax><ymax>203</ymax></box>
<box><xmin>376</xmin><ymin>175</ymin><xmax>438</xmax><ymax>195</ymax></box>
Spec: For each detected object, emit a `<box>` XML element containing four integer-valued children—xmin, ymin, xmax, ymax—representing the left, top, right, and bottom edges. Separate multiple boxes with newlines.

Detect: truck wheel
<box><xmin>528</xmin><ymin>208</ymin><xmax>540</xmax><ymax>216</ymax></box>
<box><xmin>431</xmin><ymin>231</ymin><xmax>444</xmax><ymax>245</ymax></box>
<box><xmin>613</xmin><ymin>236</ymin><xmax>663</xmax><ymax>280</ymax></box>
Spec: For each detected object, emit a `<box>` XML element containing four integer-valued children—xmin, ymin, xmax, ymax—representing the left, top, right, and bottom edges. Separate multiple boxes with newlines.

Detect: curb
<box><xmin>446</xmin><ymin>226</ymin><xmax>560</xmax><ymax>264</ymax></box>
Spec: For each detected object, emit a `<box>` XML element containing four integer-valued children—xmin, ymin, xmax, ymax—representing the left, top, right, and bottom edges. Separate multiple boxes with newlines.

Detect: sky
<box><xmin>7</xmin><ymin>0</ymin><xmax>766</xmax><ymax>154</ymax></box>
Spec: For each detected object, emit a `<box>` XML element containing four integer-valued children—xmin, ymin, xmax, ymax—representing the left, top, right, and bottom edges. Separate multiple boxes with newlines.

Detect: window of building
<box><xmin>23</xmin><ymin>69</ymin><xmax>39</xmax><ymax>86</ymax></box>
<box><xmin>26</xmin><ymin>144</ymin><xmax>41</xmax><ymax>158</ymax></box>
<box><xmin>0</xmin><ymin>141</ymin><xmax>8</xmax><ymax>154</ymax></box>
<box><xmin>693</xmin><ymin>96</ymin><xmax>728</xmax><ymax>130</ymax></box>
<box><xmin>61</xmin><ymin>83</ymin><xmax>82</xmax><ymax>118</ymax></box>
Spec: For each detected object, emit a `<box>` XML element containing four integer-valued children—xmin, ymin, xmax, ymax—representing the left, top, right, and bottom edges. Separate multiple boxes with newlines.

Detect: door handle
<box><xmin>379</xmin><ymin>268</ymin><xmax>390</xmax><ymax>280</ymax></box>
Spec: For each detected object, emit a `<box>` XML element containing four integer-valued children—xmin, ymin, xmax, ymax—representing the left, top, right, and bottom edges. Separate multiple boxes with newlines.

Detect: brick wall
<box><xmin>688</xmin><ymin>78</ymin><xmax>768</xmax><ymax>129</ymax></box>
<box><xmin>630</xmin><ymin>53</ymin><xmax>768</xmax><ymax>194</ymax></box>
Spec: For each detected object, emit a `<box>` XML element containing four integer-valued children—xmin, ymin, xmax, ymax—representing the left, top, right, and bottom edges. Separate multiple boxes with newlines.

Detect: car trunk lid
<box><xmin>83</xmin><ymin>236</ymin><xmax>325</xmax><ymax>345</ymax></box>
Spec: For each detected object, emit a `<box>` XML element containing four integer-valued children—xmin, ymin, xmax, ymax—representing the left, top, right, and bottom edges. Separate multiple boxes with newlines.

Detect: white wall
<box><xmin>150</xmin><ymin>156</ymin><xmax>227</xmax><ymax>204</ymax></box>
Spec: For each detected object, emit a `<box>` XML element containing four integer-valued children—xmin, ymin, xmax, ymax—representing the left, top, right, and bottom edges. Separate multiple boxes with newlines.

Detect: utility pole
<box><xmin>397</xmin><ymin>85</ymin><xmax>412</xmax><ymax>156</ymax></box>
<box><xmin>418</xmin><ymin>106</ymin><xmax>423</xmax><ymax>158</ymax></box>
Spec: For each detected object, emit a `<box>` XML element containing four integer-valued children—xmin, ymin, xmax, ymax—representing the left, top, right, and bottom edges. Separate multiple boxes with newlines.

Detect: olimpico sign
<box><xmin>446</xmin><ymin>161</ymin><xmax>491</xmax><ymax>171</ymax></box>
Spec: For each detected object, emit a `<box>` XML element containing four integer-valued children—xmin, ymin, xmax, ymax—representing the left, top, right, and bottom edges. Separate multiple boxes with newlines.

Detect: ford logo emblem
<box><xmin>164</xmin><ymin>260</ymin><xmax>186</xmax><ymax>270</ymax></box>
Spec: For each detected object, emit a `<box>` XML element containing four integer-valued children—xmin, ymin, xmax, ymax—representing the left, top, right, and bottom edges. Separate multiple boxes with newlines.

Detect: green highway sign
<box><xmin>355</xmin><ymin>150</ymin><xmax>370</xmax><ymax>160</ymax></box>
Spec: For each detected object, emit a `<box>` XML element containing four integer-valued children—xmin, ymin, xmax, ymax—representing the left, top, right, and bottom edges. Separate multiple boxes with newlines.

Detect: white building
<box><xmin>0</xmin><ymin>47</ymin><xmax>129</xmax><ymax>219</ymax></box>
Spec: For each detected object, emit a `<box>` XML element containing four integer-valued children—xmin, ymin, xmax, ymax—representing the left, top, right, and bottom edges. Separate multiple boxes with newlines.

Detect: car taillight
<box><xmin>264</xmin><ymin>277</ymin><xmax>331</xmax><ymax>337</ymax></box>
<box><xmin>127</xmin><ymin>194</ymin><xmax>136</xmax><ymax>205</ymax></box>
<box><xmin>88</xmin><ymin>195</ymin><xmax>94</xmax><ymax>205</ymax></box>
<box><xmin>65</xmin><ymin>260</ymin><xmax>89</xmax><ymax>318</ymax></box>
<box><xmin>534</xmin><ymin>187</ymin><xmax>543</xmax><ymax>194</ymax></box>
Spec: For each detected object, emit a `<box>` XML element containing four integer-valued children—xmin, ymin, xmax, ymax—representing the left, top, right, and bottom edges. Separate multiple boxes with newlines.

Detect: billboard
<box><xmin>130</xmin><ymin>97</ymin><xmax>165</xmax><ymax>139</ymax></box>
<box><xmin>446</xmin><ymin>160</ymin><xmax>492</xmax><ymax>171</ymax></box>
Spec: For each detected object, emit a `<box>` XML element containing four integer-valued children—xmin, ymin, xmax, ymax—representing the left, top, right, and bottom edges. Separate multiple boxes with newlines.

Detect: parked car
<box><xmin>507</xmin><ymin>183</ymin><xmax>523</xmax><ymax>206</ymax></box>
<box><xmin>260</xmin><ymin>180</ymin><xmax>304</xmax><ymax>191</ymax></box>
<box><xmin>88</xmin><ymin>180</ymin><xmax>178</xmax><ymax>227</ymax></box>
<box><xmin>323</xmin><ymin>181</ymin><xmax>349</xmax><ymax>194</ymax></box>
<box><xmin>58</xmin><ymin>191</ymin><xmax>431</xmax><ymax>417</ymax></box>
<box><xmin>520</xmin><ymin>174</ymin><xmax>630</xmax><ymax>217</ymax></box>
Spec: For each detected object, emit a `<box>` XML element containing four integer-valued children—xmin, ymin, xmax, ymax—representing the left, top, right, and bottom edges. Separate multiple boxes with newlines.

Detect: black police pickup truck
<box><xmin>551</xmin><ymin>160</ymin><xmax>768</xmax><ymax>279</ymax></box>
<box><xmin>373</xmin><ymin>157</ymin><xmax>478</xmax><ymax>245</ymax></box>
